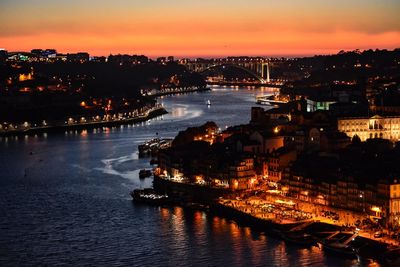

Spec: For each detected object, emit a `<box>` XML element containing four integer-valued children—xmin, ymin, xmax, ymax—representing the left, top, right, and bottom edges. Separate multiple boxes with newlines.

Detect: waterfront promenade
<box><xmin>153</xmin><ymin>172</ymin><xmax>400</xmax><ymax>250</ymax></box>
<box><xmin>141</xmin><ymin>86</ymin><xmax>210</xmax><ymax>97</ymax></box>
<box><xmin>0</xmin><ymin>104</ymin><xmax>167</xmax><ymax>136</ymax></box>
<box><xmin>219</xmin><ymin>192</ymin><xmax>400</xmax><ymax>247</ymax></box>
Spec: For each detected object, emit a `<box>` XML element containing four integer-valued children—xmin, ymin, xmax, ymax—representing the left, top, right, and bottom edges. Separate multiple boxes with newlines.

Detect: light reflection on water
<box><xmin>0</xmin><ymin>87</ymin><xmax>381</xmax><ymax>266</ymax></box>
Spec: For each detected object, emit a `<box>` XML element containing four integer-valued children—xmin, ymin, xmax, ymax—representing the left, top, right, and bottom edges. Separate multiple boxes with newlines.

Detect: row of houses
<box><xmin>279</xmin><ymin>146</ymin><xmax>400</xmax><ymax>227</ymax></box>
<box><xmin>158</xmin><ymin>100</ymin><xmax>400</xmax><ymax>226</ymax></box>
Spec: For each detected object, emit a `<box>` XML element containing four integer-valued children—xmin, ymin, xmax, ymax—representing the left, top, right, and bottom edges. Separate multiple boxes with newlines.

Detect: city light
<box><xmin>1</xmin><ymin>1</ymin><xmax>399</xmax><ymax>263</ymax></box>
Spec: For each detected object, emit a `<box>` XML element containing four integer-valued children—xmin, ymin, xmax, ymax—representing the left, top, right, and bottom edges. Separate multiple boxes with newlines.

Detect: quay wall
<box><xmin>143</xmin><ymin>86</ymin><xmax>210</xmax><ymax>97</ymax></box>
<box><xmin>151</xmin><ymin>177</ymin><xmax>393</xmax><ymax>261</ymax></box>
<box><xmin>0</xmin><ymin>107</ymin><xmax>167</xmax><ymax>137</ymax></box>
<box><xmin>210</xmin><ymin>203</ymin><xmax>389</xmax><ymax>261</ymax></box>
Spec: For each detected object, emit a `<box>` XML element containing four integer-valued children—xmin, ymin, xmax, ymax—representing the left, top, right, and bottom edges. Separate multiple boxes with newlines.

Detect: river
<box><xmin>0</xmin><ymin>86</ymin><xmax>377</xmax><ymax>266</ymax></box>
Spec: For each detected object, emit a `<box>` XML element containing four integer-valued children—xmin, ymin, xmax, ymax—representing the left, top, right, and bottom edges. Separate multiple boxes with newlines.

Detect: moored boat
<box><xmin>280</xmin><ymin>231</ymin><xmax>317</xmax><ymax>247</ymax></box>
<box><xmin>139</xmin><ymin>169</ymin><xmax>152</xmax><ymax>179</ymax></box>
<box><xmin>256</xmin><ymin>94</ymin><xmax>288</xmax><ymax>106</ymax></box>
<box><xmin>318</xmin><ymin>231</ymin><xmax>359</xmax><ymax>259</ymax></box>
<box><xmin>130</xmin><ymin>188</ymin><xmax>170</xmax><ymax>205</ymax></box>
<box><xmin>138</xmin><ymin>138</ymin><xmax>172</xmax><ymax>157</ymax></box>
<box><xmin>320</xmin><ymin>240</ymin><xmax>359</xmax><ymax>259</ymax></box>
<box><xmin>138</xmin><ymin>138</ymin><xmax>160</xmax><ymax>157</ymax></box>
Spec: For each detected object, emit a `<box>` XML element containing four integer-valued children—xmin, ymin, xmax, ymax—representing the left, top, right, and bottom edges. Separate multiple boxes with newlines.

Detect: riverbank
<box><xmin>3</xmin><ymin>85</ymin><xmax>345</xmax><ymax>266</ymax></box>
<box><xmin>207</xmin><ymin>81</ymin><xmax>284</xmax><ymax>88</ymax></box>
<box><xmin>211</xmin><ymin>201</ymin><xmax>394</xmax><ymax>263</ymax></box>
<box><xmin>149</xmin><ymin>175</ymin><xmax>398</xmax><ymax>263</ymax></box>
<box><xmin>0</xmin><ymin>106</ymin><xmax>167</xmax><ymax>137</ymax></box>
<box><xmin>142</xmin><ymin>86</ymin><xmax>210</xmax><ymax>97</ymax></box>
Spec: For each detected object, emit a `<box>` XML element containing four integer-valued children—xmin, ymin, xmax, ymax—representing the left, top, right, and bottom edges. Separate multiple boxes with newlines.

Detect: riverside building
<box><xmin>338</xmin><ymin>115</ymin><xmax>400</xmax><ymax>141</ymax></box>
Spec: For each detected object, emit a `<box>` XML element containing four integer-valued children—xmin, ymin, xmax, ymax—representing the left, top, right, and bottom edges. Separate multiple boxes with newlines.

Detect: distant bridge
<box><xmin>181</xmin><ymin>58</ymin><xmax>271</xmax><ymax>84</ymax></box>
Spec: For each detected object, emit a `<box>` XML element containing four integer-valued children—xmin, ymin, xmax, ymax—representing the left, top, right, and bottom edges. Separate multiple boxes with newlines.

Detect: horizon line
<box><xmin>2</xmin><ymin>47</ymin><xmax>399</xmax><ymax>60</ymax></box>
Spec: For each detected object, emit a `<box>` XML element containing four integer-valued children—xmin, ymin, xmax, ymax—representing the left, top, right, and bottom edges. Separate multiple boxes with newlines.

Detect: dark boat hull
<box><xmin>320</xmin><ymin>242</ymin><xmax>358</xmax><ymax>259</ymax></box>
<box><xmin>130</xmin><ymin>189</ymin><xmax>170</xmax><ymax>205</ymax></box>
<box><xmin>280</xmin><ymin>232</ymin><xmax>317</xmax><ymax>247</ymax></box>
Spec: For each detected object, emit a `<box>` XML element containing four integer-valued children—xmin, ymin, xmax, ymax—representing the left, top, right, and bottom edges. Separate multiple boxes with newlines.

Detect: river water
<box><xmin>0</xmin><ymin>86</ymin><xmax>377</xmax><ymax>266</ymax></box>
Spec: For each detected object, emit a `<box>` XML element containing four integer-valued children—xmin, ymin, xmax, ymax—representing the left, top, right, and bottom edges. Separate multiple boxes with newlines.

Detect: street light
<box><xmin>360</xmin><ymin>192</ymin><xmax>365</xmax><ymax>212</ymax></box>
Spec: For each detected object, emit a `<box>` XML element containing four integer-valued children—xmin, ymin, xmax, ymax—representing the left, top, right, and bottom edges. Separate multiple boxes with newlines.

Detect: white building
<box><xmin>338</xmin><ymin>115</ymin><xmax>400</xmax><ymax>141</ymax></box>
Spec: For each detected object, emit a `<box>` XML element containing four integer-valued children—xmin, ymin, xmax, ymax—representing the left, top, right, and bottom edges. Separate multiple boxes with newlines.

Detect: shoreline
<box><xmin>210</xmin><ymin>202</ymin><xmax>392</xmax><ymax>262</ymax></box>
<box><xmin>0</xmin><ymin>106</ymin><xmax>167</xmax><ymax>137</ymax></box>
<box><xmin>1</xmin><ymin>86</ymin><xmax>208</xmax><ymax>137</ymax></box>
<box><xmin>148</xmin><ymin>176</ymin><xmax>398</xmax><ymax>262</ymax></box>
<box><xmin>207</xmin><ymin>82</ymin><xmax>284</xmax><ymax>88</ymax></box>
<box><xmin>142</xmin><ymin>86</ymin><xmax>210</xmax><ymax>97</ymax></box>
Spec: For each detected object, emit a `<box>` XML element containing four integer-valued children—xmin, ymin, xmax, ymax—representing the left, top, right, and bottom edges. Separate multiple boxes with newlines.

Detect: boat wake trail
<box><xmin>168</xmin><ymin>104</ymin><xmax>203</xmax><ymax>122</ymax></box>
<box><xmin>95</xmin><ymin>166</ymin><xmax>139</xmax><ymax>180</ymax></box>
<box><xmin>101</xmin><ymin>153</ymin><xmax>137</xmax><ymax>166</ymax></box>
<box><xmin>95</xmin><ymin>152</ymin><xmax>142</xmax><ymax>181</ymax></box>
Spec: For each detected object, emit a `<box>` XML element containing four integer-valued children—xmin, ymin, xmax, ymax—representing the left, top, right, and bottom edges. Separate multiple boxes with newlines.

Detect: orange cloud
<box><xmin>1</xmin><ymin>30</ymin><xmax>398</xmax><ymax>57</ymax></box>
<box><xmin>1</xmin><ymin>0</ymin><xmax>399</xmax><ymax>57</ymax></box>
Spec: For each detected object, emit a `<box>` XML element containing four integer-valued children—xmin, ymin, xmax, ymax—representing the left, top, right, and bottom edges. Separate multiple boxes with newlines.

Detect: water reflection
<box><xmin>80</xmin><ymin>129</ymin><xmax>88</xmax><ymax>137</ymax></box>
<box><xmin>0</xmin><ymin>86</ymin><xmax>375</xmax><ymax>266</ymax></box>
<box><xmin>171</xmin><ymin>105</ymin><xmax>187</xmax><ymax>117</ymax></box>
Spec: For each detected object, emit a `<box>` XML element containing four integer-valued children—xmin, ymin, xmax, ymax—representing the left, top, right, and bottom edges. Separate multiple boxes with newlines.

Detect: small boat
<box><xmin>256</xmin><ymin>94</ymin><xmax>288</xmax><ymax>106</ymax></box>
<box><xmin>320</xmin><ymin>240</ymin><xmax>358</xmax><ymax>259</ymax></box>
<box><xmin>206</xmin><ymin>99</ymin><xmax>211</xmax><ymax>105</ymax></box>
<box><xmin>280</xmin><ymin>231</ymin><xmax>317</xmax><ymax>247</ymax></box>
<box><xmin>319</xmin><ymin>232</ymin><xmax>359</xmax><ymax>259</ymax></box>
<box><xmin>138</xmin><ymin>138</ymin><xmax>172</xmax><ymax>158</ymax></box>
<box><xmin>138</xmin><ymin>138</ymin><xmax>160</xmax><ymax>157</ymax></box>
<box><xmin>139</xmin><ymin>169</ymin><xmax>152</xmax><ymax>179</ymax></box>
<box><xmin>130</xmin><ymin>188</ymin><xmax>169</xmax><ymax>205</ymax></box>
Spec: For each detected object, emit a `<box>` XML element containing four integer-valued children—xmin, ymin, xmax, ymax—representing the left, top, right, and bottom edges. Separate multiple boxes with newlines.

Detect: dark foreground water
<box><xmin>0</xmin><ymin>87</ymin><xmax>378</xmax><ymax>266</ymax></box>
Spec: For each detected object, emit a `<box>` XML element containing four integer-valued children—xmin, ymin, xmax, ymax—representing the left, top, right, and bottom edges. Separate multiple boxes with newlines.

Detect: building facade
<box><xmin>338</xmin><ymin>115</ymin><xmax>400</xmax><ymax>141</ymax></box>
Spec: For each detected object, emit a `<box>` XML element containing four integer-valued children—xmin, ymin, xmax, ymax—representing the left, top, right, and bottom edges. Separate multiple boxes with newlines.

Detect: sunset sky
<box><xmin>1</xmin><ymin>0</ymin><xmax>399</xmax><ymax>58</ymax></box>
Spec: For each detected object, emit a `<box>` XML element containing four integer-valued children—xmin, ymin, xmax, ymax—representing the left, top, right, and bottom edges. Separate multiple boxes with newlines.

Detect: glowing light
<box><xmin>18</xmin><ymin>73</ymin><xmax>33</xmax><ymax>82</ymax></box>
<box><xmin>371</xmin><ymin>206</ymin><xmax>381</xmax><ymax>212</ymax></box>
<box><xmin>275</xmin><ymin>199</ymin><xmax>296</xmax><ymax>206</ymax></box>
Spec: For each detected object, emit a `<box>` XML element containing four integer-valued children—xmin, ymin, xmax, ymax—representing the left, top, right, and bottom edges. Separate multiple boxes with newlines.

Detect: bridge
<box><xmin>180</xmin><ymin>57</ymin><xmax>273</xmax><ymax>84</ymax></box>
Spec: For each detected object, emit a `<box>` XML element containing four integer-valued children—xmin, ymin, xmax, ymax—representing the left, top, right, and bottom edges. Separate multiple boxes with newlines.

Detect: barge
<box><xmin>130</xmin><ymin>188</ymin><xmax>170</xmax><ymax>205</ymax></box>
<box><xmin>138</xmin><ymin>138</ymin><xmax>172</xmax><ymax>157</ymax></box>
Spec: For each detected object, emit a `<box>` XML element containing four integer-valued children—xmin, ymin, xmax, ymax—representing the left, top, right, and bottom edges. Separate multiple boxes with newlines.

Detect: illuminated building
<box><xmin>249</xmin><ymin>131</ymin><xmax>284</xmax><ymax>154</ymax></box>
<box><xmin>389</xmin><ymin>181</ymin><xmax>400</xmax><ymax>226</ymax></box>
<box><xmin>338</xmin><ymin>115</ymin><xmax>400</xmax><ymax>141</ymax></box>
<box><xmin>306</xmin><ymin>96</ymin><xmax>336</xmax><ymax>112</ymax></box>
<box><xmin>267</xmin><ymin>150</ymin><xmax>296</xmax><ymax>182</ymax></box>
<box><xmin>377</xmin><ymin>179</ymin><xmax>400</xmax><ymax>226</ymax></box>
<box><xmin>228</xmin><ymin>157</ymin><xmax>256</xmax><ymax>190</ymax></box>
<box><xmin>18</xmin><ymin>72</ymin><xmax>33</xmax><ymax>82</ymax></box>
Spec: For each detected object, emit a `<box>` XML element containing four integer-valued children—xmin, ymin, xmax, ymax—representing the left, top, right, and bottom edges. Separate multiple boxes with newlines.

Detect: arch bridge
<box><xmin>182</xmin><ymin>58</ymin><xmax>271</xmax><ymax>84</ymax></box>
